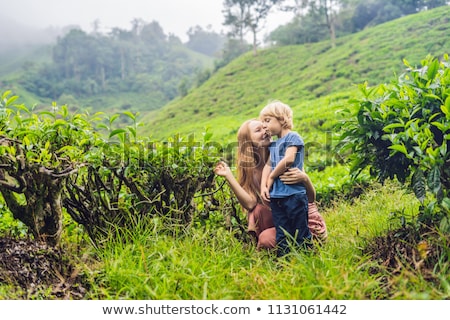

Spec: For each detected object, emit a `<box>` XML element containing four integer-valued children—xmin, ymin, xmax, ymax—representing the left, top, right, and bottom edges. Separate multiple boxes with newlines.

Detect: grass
<box><xmin>74</xmin><ymin>180</ymin><xmax>447</xmax><ymax>300</ymax></box>
<box><xmin>0</xmin><ymin>180</ymin><xmax>447</xmax><ymax>300</ymax></box>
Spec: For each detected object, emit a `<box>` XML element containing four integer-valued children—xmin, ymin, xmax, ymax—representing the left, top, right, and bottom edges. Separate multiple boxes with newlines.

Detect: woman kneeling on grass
<box><xmin>213</xmin><ymin>119</ymin><xmax>327</xmax><ymax>250</ymax></box>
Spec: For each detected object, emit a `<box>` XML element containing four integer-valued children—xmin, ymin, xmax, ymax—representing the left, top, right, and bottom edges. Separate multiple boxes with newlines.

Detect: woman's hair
<box><xmin>259</xmin><ymin>100</ymin><xmax>293</xmax><ymax>129</ymax></box>
<box><xmin>236</xmin><ymin>119</ymin><xmax>268</xmax><ymax>205</ymax></box>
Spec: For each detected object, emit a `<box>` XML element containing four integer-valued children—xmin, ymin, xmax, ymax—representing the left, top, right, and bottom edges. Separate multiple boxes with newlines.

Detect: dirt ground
<box><xmin>0</xmin><ymin>237</ymin><xmax>88</xmax><ymax>299</ymax></box>
<box><xmin>364</xmin><ymin>224</ymin><xmax>448</xmax><ymax>296</ymax></box>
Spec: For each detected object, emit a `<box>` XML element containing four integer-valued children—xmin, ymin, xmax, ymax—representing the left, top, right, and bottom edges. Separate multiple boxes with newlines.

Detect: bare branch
<box><xmin>0</xmin><ymin>179</ymin><xmax>24</xmax><ymax>193</ymax></box>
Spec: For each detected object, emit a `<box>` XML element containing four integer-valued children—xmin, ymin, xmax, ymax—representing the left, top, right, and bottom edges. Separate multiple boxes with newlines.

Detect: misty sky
<box><xmin>2</xmin><ymin>0</ymin><xmax>293</xmax><ymax>42</ymax></box>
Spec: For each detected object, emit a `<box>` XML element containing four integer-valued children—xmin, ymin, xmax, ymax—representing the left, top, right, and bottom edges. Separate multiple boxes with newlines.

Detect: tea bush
<box><xmin>0</xmin><ymin>91</ymin><xmax>233</xmax><ymax>246</ymax></box>
<box><xmin>338</xmin><ymin>54</ymin><xmax>450</xmax><ymax>228</ymax></box>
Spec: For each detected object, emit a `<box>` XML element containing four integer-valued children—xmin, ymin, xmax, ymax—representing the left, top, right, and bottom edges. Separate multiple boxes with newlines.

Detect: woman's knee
<box><xmin>257</xmin><ymin>227</ymin><xmax>276</xmax><ymax>249</ymax></box>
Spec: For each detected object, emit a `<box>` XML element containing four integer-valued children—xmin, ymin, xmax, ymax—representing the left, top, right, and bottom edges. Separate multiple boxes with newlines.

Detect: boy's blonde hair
<box><xmin>259</xmin><ymin>100</ymin><xmax>293</xmax><ymax>129</ymax></box>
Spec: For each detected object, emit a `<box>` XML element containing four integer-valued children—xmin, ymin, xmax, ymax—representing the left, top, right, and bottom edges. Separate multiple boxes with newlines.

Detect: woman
<box><xmin>214</xmin><ymin>119</ymin><xmax>327</xmax><ymax>249</ymax></box>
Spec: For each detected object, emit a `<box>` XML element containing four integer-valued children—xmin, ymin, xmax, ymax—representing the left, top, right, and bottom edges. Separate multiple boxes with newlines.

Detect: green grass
<box><xmin>0</xmin><ymin>168</ymin><xmax>447</xmax><ymax>300</ymax></box>
<box><xmin>77</xmin><ymin>181</ymin><xmax>448</xmax><ymax>300</ymax></box>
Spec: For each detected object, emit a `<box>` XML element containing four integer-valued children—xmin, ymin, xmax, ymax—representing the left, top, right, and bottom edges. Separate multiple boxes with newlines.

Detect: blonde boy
<box><xmin>259</xmin><ymin>100</ymin><xmax>311</xmax><ymax>256</ymax></box>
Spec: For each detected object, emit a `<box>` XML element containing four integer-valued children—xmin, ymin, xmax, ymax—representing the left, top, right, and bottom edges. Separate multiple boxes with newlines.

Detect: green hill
<box><xmin>141</xmin><ymin>6</ymin><xmax>450</xmax><ymax>143</ymax></box>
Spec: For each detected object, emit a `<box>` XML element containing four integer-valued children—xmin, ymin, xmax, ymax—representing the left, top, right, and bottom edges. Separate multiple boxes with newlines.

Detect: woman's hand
<box><xmin>214</xmin><ymin>160</ymin><xmax>258</xmax><ymax>210</ymax></box>
<box><xmin>279</xmin><ymin>168</ymin><xmax>308</xmax><ymax>184</ymax></box>
<box><xmin>213</xmin><ymin>161</ymin><xmax>231</xmax><ymax>177</ymax></box>
<box><xmin>280</xmin><ymin>168</ymin><xmax>316</xmax><ymax>203</ymax></box>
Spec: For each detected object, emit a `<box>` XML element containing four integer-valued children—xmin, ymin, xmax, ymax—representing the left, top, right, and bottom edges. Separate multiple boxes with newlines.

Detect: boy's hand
<box><xmin>261</xmin><ymin>177</ymin><xmax>274</xmax><ymax>202</ymax></box>
<box><xmin>261</xmin><ymin>185</ymin><xmax>270</xmax><ymax>202</ymax></box>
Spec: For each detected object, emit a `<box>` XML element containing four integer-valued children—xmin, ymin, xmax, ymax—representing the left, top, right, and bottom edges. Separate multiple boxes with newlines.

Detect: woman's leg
<box><xmin>257</xmin><ymin>227</ymin><xmax>276</xmax><ymax>249</ymax></box>
<box><xmin>308</xmin><ymin>202</ymin><xmax>328</xmax><ymax>241</ymax></box>
<box><xmin>250</xmin><ymin>204</ymin><xmax>274</xmax><ymax>235</ymax></box>
<box><xmin>249</xmin><ymin>204</ymin><xmax>276</xmax><ymax>249</ymax></box>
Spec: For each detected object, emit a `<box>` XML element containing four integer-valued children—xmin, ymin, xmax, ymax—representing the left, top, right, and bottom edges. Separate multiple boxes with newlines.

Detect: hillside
<box><xmin>140</xmin><ymin>6</ymin><xmax>450</xmax><ymax>142</ymax></box>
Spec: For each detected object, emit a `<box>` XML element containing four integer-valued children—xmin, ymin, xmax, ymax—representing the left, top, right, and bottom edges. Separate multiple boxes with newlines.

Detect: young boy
<box><xmin>259</xmin><ymin>100</ymin><xmax>311</xmax><ymax>256</ymax></box>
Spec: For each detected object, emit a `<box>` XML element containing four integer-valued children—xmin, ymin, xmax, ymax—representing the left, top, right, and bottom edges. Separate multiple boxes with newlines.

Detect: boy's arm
<box><xmin>269</xmin><ymin>146</ymin><xmax>298</xmax><ymax>180</ymax></box>
<box><xmin>261</xmin><ymin>158</ymin><xmax>271</xmax><ymax>202</ymax></box>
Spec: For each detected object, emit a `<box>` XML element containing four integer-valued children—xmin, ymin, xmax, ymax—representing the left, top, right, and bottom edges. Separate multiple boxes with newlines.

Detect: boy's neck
<box><xmin>276</xmin><ymin>128</ymin><xmax>291</xmax><ymax>138</ymax></box>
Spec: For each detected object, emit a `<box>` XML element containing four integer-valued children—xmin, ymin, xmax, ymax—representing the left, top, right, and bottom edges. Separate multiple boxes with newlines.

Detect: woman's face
<box><xmin>248</xmin><ymin>120</ymin><xmax>271</xmax><ymax>148</ymax></box>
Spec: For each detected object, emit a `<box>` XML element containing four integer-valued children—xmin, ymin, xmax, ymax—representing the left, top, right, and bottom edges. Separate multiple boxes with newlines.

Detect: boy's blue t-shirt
<box><xmin>268</xmin><ymin>131</ymin><xmax>306</xmax><ymax>198</ymax></box>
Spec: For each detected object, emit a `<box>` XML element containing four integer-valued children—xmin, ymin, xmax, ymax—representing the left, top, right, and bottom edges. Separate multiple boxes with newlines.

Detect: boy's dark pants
<box><xmin>271</xmin><ymin>192</ymin><xmax>311</xmax><ymax>256</ymax></box>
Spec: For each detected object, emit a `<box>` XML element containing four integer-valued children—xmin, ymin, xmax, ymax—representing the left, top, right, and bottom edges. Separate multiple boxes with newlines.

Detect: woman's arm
<box><xmin>279</xmin><ymin>168</ymin><xmax>316</xmax><ymax>203</ymax></box>
<box><xmin>213</xmin><ymin>161</ymin><xmax>257</xmax><ymax>211</ymax></box>
<box><xmin>269</xmin><ymin>146</ymin><xmax>297</xmax><ymax>180</ymax></box>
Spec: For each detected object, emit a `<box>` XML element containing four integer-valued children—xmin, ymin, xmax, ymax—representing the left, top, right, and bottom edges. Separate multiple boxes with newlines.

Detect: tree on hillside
<box><xmin>396</xmin><ymin>0</ymin><xmax>449</xmax><ymax>13</ymax></box>
<box><xmin>351</xmin><ymin>0</ymin><xmax>402</xmax><ymax>31</ymax></box>
<box><xmin>20</xmin><ymin>21</ymin><xmax>210</xmax><ymax>110</ymax></box>
<box><xmin>223</xmin><ymin>0</ymin><xmax>285</xmax><ymax>55</ymax></box>
<box><xmin>53</xmin><ymin>29</ymin><xmax>91</xmax><ymax>80</ymax></box>
<box><xmin>186</xmin><ymin>25</ymin><xmax>226</xmax><ymax>57</ymax></box>
<box><xmin>270</xmin><ymin>0</ymin><xmax>448</xmax><ymax>46</ymax></box>
<box><xmin>268</xmin><ymin>12</ymin><xmax>328</xmax><ymax>45</ymax></box>
<box><xmin>109</xmin><ymin>27</ymin><xmax>133</xmax><ymax>80</ymax></box>
<box><xmin>140</xmin><ymin>21</ymin><xmax>167</xmax><ymax>45</ymax></box>
<box><xmin>351</xmin><ymin>0</ymin><xmax>448</xmax><ymax>31</ymax></box>
<box><xmin>214</xmin><ymin>38</ymin><xmax>251</xmax><ymax>70</ymax></box>
<box><xmin>223</xmin><ymin>0</ymin><xmax>248</xmax><ymax>45</ymax></box>
<box><xmin>284</xmin><ymin>0</ymin><xmax>342</xmax><ymax>48</ymax></box>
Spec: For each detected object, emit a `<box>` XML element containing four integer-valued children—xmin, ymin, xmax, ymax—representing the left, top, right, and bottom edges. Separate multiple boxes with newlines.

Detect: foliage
<box><xmin>270</xmin><ymin>0</ymin><xmax>449</xmax><ymax>45</ymax></box>
<box><xmin>309</xmin><ymin>163</ymin><xmax>372</xmax><ymax>204</ymax></box>
<box><xmin>186</xmin><ymin>25</ymin><xmax>226</xmax><ymax>57</ymax></box>
<box><xmin>0</xmin><ymin>205</ymin><xmax>28</xmax><ymax>238</ymax></box>
<box><xmin>296</xmin><ymin>0</ymin><xmax>340</xmax><ymax>47</ymax></box>
<box><xmin>223</xmin><ymin>0</ymin><xmax>285</xmax><ymax>54</ymax></box>
<box><xmin>337</xmin><ymin>54</ymin><xmax>450</xmax><ymax>226</ymax></box>
<box><xmin>268</xmin><ymin>13</ymin><xmax>329</xmax><ymax>46</ymax></box>
<box><xmin>64</xmin><ymin>126</ymin><xmax>223</xmax><ymax>245</ymax></box>
<box><xmin>351</xmin><ymin>0</ymin><xmax>404</xmax><ymax>31</ymax></box>
<box><xmin>213</xmin><ymin>38</ymin><xmax>251</xmax><ymax>71</ymax></box>
<box><xmin>0</xmin><ymin>91</ymin><xmax>230</xmax><ymax>247</ymax></box>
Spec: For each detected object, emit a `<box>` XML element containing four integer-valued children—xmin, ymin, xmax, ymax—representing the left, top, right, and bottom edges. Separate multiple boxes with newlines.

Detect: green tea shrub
<box><xmin>338</xmin><ymin>54</ymin><xmax>449</xmax><ymax>228</ymax></box>
<box><xmin>0</xmin><ymin>91</ymin><xmax>228</xmax><ymax>246</ymax></box>
<box><xmin>64</xmin><ymin>127</ymin><xmax>222</xmax><ymax>244</ymax></box>
<box><xmin>0</xmin><ymin>91</ymin><xmax>100</xmax><ymax>245</ymax></box>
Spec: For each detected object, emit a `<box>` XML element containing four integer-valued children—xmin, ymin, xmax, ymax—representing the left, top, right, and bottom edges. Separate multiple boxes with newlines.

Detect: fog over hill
<box><xmin>0</xmin><ymin>14</ymin><xmax>67</xmax><ymax>52</ymax></box>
